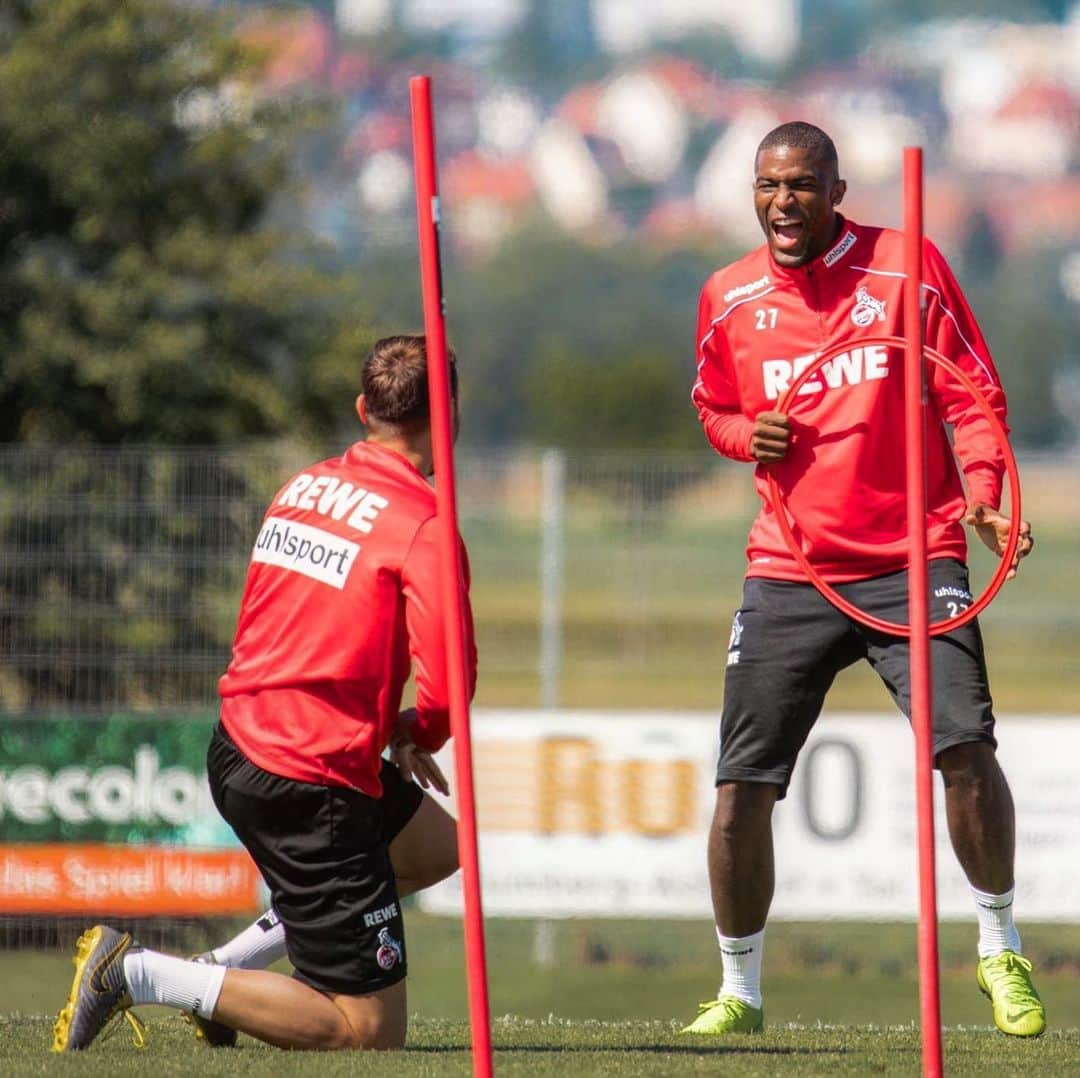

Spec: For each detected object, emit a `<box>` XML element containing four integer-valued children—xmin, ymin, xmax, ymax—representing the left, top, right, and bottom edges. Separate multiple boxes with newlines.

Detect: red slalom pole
<box><xmin>410</xmin><ymin>75</ymin><xmax>494</xmax><ymax>1078</ymax></box>
<box><xmin>904</xmin><ymin>146</ymin><xmax>943</xmax><ymax>1078</ymax></box>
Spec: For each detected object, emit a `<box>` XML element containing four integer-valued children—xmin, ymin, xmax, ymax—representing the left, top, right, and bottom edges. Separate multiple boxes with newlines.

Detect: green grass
<box><xmin>4</xmin><ymin>917</ymin><xmax>1078</xmax><ymax>1075</ymax></box>
<box><xmin>4</xmin><ymin>1016</ymin><xmax>1079</xmax><ymax>1076</ymax></box>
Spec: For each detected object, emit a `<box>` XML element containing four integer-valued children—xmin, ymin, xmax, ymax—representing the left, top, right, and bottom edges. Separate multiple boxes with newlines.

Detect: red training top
<box><xmin>219</xmin><ymin>440</ymin><xmax>477</xmax><ymax>796</ymax></box>
<box><xmin>692</xmin><ymin>217</ymin><xmax>1008</xmax><ymax>583</ymax></box>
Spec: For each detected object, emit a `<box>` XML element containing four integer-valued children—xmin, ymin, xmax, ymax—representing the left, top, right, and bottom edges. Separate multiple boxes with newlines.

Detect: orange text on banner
<box><xmin>0</xmin><ymin>844</ymin><xmax>262</xmax><ymax>916</ymax></box>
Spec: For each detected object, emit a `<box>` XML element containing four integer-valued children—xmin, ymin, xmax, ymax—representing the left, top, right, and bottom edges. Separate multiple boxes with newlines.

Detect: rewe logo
<box><xmin>762</xmin><ymin>344</ymin><xmax>892</xmax><ymax>400</ymax></box>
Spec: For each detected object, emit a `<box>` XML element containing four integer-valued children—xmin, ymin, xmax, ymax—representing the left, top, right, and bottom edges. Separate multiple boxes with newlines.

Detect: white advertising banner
<box><xmin>418</xmin><ymin>710</ymin><xmax>1080</xmax><ymax>921</ymax></box>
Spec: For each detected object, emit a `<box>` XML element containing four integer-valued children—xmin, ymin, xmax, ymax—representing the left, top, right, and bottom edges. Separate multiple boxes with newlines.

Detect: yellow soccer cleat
<box><xmin>52</xmin><ymin>925</ymin><xmax>146</xmax><ymax>1052</ymax></box>
<box><xmin>977</xmin><ymin>951</ymin><xmax>1046</xmax><ymax>1037</ymax></box>
<box><xmin>182</xmin><ymin>953</ymin><xmax>238</xmax><ymax>1048</ymax></box>
<box><xmin>680</xmin><ymin>995</ymin><xmax>764</xmax><ymax>1035</ymax></box>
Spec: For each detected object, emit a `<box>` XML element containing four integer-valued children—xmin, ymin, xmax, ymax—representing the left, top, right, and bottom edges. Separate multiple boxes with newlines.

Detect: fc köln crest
<box><xmin>851</xmin><ymin>286</ymin><xmax>887</xmax><ymax>327</ymax></box>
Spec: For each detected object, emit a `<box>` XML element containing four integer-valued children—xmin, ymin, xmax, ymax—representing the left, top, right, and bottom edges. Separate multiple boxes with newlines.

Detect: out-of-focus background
<box><xmin>1</xmin><ymin>0</ymin><xmax>1079</xmax><ymax>1038</ymax></box>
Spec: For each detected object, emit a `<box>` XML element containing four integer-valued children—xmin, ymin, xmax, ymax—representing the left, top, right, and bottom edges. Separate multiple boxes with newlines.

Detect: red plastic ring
<box><xmin>764</xmin><ymin>334</ymin><xmax>1021</xmax><ymax>637</ymax></box>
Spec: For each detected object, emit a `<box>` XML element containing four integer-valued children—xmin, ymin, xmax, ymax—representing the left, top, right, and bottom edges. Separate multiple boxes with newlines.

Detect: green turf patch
<box><xmin>3</xmin><ymin>1015</ymin><xmax>1078</xmax><ymax>1076</ymax></box>
<box><xmin>6</xmin><ymin>919</ymin><xmax>1078</xmax><ymax>1075</ymax></box>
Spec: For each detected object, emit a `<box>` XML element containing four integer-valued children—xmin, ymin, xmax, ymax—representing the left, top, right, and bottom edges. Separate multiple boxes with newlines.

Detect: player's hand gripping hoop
<box><xmin>765</xmin><ymin>334</ymin><xmax>1022</xmax><ymax>637</ymax></box>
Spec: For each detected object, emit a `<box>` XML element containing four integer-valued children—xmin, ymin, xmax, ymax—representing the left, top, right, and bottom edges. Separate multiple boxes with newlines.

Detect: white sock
<box><xmin>716</xmin><ymin>927</ymin><xmax>765</xmax><ymax>1008</ymax></box>
<box><xmin>210</xmin><ymin>908</ymin><xmax>287</xmax><ymax>969</ymax></box>
<box><xmin>123</xmin><ymin>949</ymin><xmax>227</xmax><ymax>1018</ymax></box>
<box><xmin>972</xmin><ymin>886</ymin><xmax>1022</xmax><ymax>958</ymax></box>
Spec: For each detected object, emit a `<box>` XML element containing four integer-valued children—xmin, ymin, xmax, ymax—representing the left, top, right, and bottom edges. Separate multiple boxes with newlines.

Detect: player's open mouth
<box><xmin>771</xmin><ymin>219</ymin><xmax>804</xmax><ymax>251</ymax></box>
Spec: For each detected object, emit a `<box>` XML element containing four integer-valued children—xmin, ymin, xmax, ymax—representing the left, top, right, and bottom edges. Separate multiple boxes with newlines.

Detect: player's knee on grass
<box><xmin>332</xmin><ymin>984</ymin><xmax>407</xmax><ymax>1050</ymax></box>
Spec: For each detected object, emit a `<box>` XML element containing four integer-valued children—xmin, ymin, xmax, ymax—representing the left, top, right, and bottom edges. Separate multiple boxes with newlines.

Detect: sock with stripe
<box><xmin>210</xmin><ymin>908</ymin><xmax>287</xmax><ymax>969</ymax></box>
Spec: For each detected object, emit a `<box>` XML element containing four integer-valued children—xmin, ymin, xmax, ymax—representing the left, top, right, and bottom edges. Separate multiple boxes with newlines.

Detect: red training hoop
<box><xmin>765</xmin><ymin>334</ymin><xmax>1021</xmax><ymax>637</ymax></box>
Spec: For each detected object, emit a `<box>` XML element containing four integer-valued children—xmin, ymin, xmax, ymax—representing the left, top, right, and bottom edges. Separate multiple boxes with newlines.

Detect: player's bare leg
<box><xmin>682</xmin><ymin>781</ymin><xmax>777</xmax><ymax>1034</ymax></box>
<box><xmin>390</xmin><ymin>793</ymin><xmax>459</xmax><ymax>897</ymax></box>
<box><xmin>210</xmin><ymin>970</ymin><xmax>406</xmax><ymax>1050</ymax></box>
<box><xmin>53</xmin><ymin>926</ymin><xmax>407</xmax><ymax>1052</ymax></box>
<box><xmin>938</xmin><ymin>741</ymin><xmax>1045</xmax><ymax>1036</ymax></box>
<box><xmin>938</xmin><ymin>742</ymin><xmax>1014</xmax><ymax>893</ymax></box>
<box><xmin>708</xmin><ymin>781</ymin><xmax>778</xmax><ymax>936</ymax></box>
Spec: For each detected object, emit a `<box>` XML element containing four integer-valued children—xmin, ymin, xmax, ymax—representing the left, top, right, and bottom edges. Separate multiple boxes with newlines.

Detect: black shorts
<box><xmin>206</xmin><ymin>724</ymin><xmax>424</xmax><ymax>995</ymax></box>
<box><xmin>717</xmin><ymin>558</ymin><xmax>996</xmax><ymax>798</ymax></box>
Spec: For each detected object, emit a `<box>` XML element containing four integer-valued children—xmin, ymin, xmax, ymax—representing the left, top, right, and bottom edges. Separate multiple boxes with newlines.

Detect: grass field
<box><xmin>4</xmin><ymin>1016</ymin><xmax>1079</xmax><ymax>1076</ymax></box>
<box><xmin>4</xmin><ymin>917</ymin><xmax>1078</xmax><ymax>1074</ymax></box>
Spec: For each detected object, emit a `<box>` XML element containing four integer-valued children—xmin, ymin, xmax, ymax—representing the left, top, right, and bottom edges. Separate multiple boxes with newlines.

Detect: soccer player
<box><xmin>681</xmin><ymin>123</ymin><xmax>1044</xmax><ymax>1038</ymax></box>
<box><xmin>53</xmin><ymin>334</ymin><xmax>477</xmax><ymax>1052</ymax></box>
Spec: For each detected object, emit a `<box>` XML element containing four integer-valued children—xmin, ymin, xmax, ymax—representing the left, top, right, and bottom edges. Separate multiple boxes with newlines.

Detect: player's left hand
<box><xmin>397</xmin><ymin>742</ymin><xmax>450</xmax><ymax>796</ymax></box>
<box><xmin>390</xmin><ymin>711</ymin><xmax>450</xmax><ymax>795</ymax></box>
<box><xmin>964</xmin><ymin>504</ymin><xmax>1034</xmax><ymax>581</ymax></box>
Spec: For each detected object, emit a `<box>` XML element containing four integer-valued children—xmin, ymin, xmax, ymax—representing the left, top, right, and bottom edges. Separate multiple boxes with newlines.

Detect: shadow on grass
<box><xmin>408</xmin><ymin>1045</ymin><xmax>850</xmax><ymax>1056</ymax></box>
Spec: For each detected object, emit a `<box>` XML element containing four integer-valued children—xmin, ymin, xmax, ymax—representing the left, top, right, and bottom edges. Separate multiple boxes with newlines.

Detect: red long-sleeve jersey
<box><xmin>692</xmin><ymin>217</ymin><xmax>1008</xmax><ymax>583</ymax></box>
<box><xmin>218</xmin><ymin>440</ymin><xmax>477</xmax><ymax>796</ymax></box>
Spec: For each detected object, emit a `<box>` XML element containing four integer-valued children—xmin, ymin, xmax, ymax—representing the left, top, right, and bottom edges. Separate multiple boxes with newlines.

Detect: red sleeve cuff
<box><xmin>410</xmin><ymin>711</ymin><xmax>450</xmax><ymax>753</ymax></box>
<box><xmin>964</xmin><ymin>463</ymin><xmax>1003</xmax><ymax>512</ymax></box>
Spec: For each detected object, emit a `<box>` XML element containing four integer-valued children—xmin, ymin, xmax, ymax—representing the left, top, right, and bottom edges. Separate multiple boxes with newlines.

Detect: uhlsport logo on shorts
<box><xmin>252</xmin><ymin>516</ymin><xmax>360</xmax><ymax>589</ymax></box>
<box><xmin>375</xmin><ymin>926</ymin><xmax>403</xmax><ymax>970</ymax></box>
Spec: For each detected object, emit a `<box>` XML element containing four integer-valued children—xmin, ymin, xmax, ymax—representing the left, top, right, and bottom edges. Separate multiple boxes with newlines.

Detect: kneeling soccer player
<box><xmin>53</xmin><ymin>334</ymin><xmax>476</xmax><ymax>1052</ymax></box>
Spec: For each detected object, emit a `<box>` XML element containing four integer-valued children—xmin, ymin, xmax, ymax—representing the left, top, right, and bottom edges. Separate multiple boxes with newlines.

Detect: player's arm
<box><xmin>692</xmin><ymin>286</ymin><xmax>761</xmax><ymax>462</ymax></box>
<box><xmin>923</xmin><ymin>239</ymin><xmax>1007</xmax><ymax>507</ymax></box>
<box><xmin>923</xmin><ymin>240</ymin><xmax>1033</xmax><ymax>576</ymax></box>
<box><xmin>400</xmin><ymin>516</ymin><xmax>478</xmax><ymax>754</ymax></box>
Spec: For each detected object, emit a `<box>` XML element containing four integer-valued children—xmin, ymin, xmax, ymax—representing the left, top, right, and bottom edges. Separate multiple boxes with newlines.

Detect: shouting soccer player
<box><xmin>53</xmin><ymin>334</ymin><xmax>476</xmax><ymax>1052</ymax></box>
<box><xmin>681</xmin><ymin>123</ymin><xmax>1043</xmax><ymax>1038</ymax></box>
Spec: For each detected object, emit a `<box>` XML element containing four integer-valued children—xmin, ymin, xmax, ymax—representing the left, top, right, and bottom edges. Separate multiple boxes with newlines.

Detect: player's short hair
<box><xmin>756</xmin><ymin>121</ymin><xmax>839</xmax><ymax>173</ymax></box>
<box><xmin>362</xmin><ymin>334</ymin><xmax>458</xmax><ymax>429</ymax></box>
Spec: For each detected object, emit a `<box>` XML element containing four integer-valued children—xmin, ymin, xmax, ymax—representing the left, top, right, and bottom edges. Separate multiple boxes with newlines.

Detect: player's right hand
<box><xmin>750</xmin><ymin>411</ymin><xmax>791</xmax><ymax>463</ymax></box>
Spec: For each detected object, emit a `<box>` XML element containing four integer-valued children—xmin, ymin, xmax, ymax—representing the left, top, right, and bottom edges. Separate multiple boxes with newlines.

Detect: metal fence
<box><xmin>1</xmin><ymin>444</ymin><xmax>1077</xmax><ymax>717</ymax></box>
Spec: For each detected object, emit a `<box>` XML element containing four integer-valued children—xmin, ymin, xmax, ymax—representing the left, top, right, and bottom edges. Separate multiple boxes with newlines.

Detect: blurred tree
<box><xmin>356</xmin><ymin>220</ymin><xmax>1074</xmax><ymax>453</ymax></box>
<box><xmin>967</xmin><ymin>247</ymin><xmax>1078</xmax><ymax>451</ymax></box>
<box><xmin>879</xmin><ymin>0</ymin><xmax>1065</xmax><ymax>22</ymax></box>
<box><xmin>0</xmin><ymin>0</ymin><xmax>376</xmax><ymax>714</ymax></box>
<box><xmin>525</xmin><ymin>345</ymin><xmax>704</xmax><ymax>450</ymax></box>
<box><xmin>958</xmin><ymin>207</ymin><xmax>1004</xmax><ymax>284</ymax></box>
<box><xmin>356</xmin><ymin>227</ymin><xmax>728</xmax><ymax>448</ymax></box>
<box><xmin>495</xmin><ymin>0</ymin><xmax>607</xmax><ymax>98</ymax></box>
<box><xmin>0</xmin><ymin>0</ymin><xmax>369</xmax><ymax>445</ymax></box>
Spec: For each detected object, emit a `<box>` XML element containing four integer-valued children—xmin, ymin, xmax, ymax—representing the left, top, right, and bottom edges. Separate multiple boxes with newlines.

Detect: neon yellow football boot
<box><xmin>680</xmin><ymin>995</ymin><xmax>764</xmax><ymax>1035</ymax></box>
<box><xmin>977</xmin><ymin>951</ymin><xmax>1046</xmax><ymax>1037</ymax></box>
